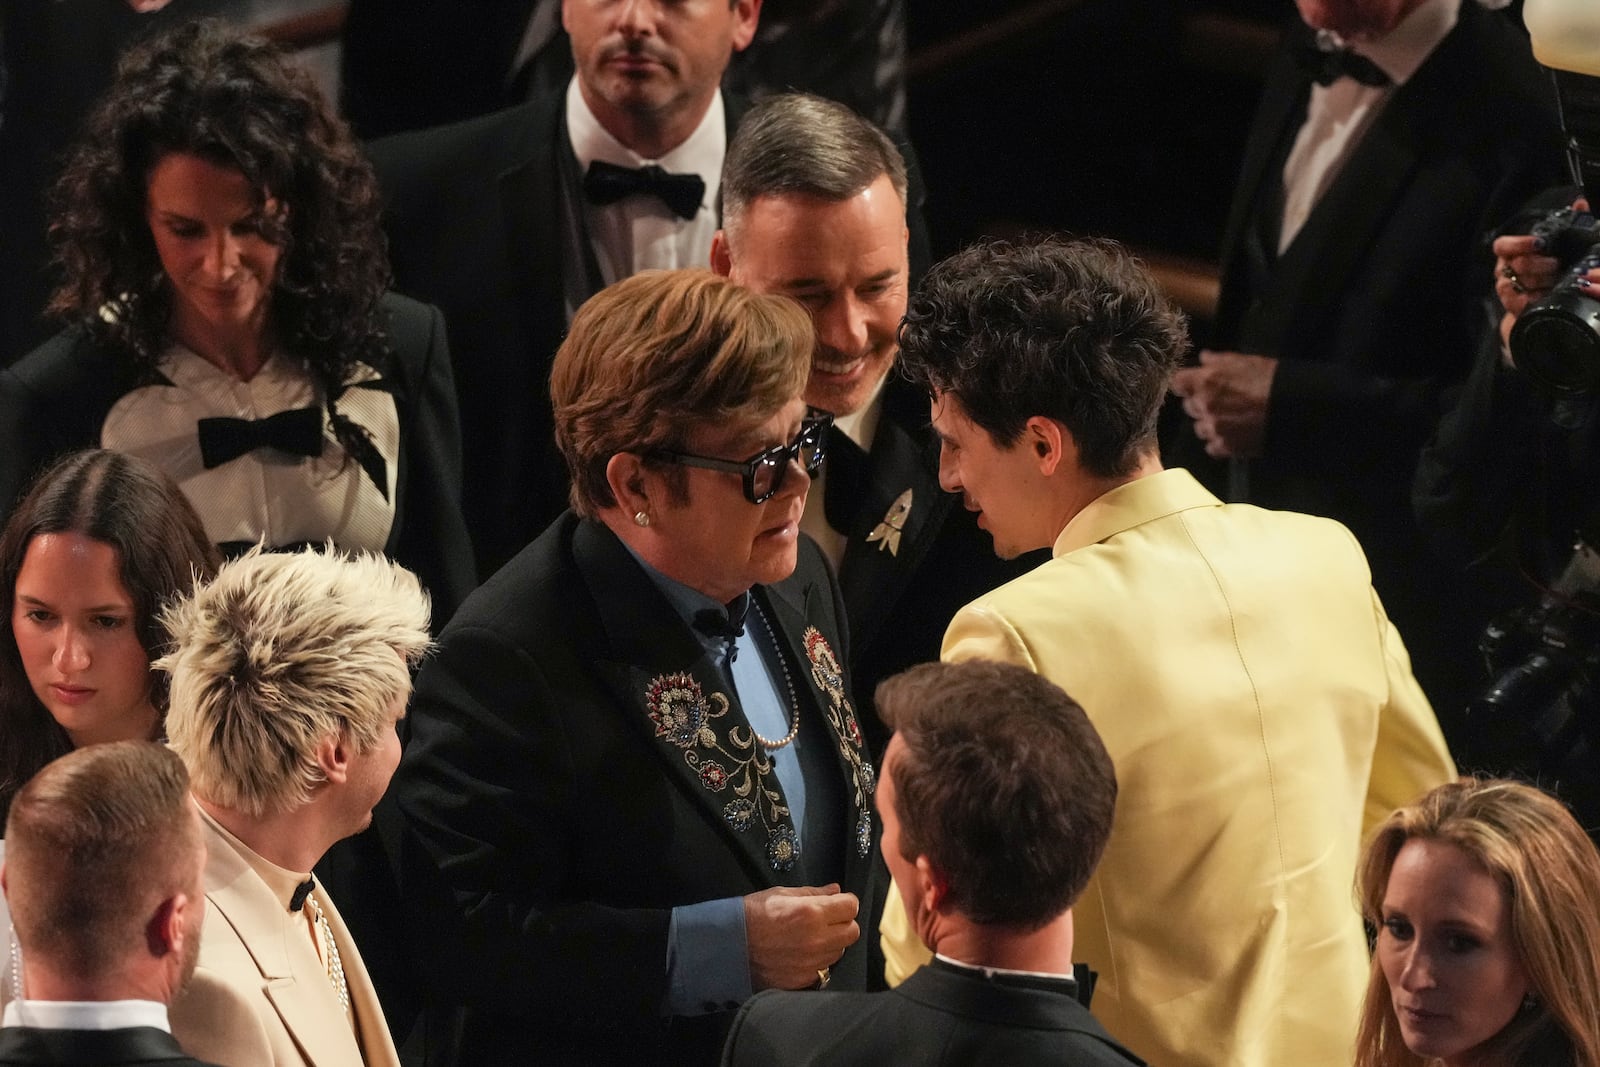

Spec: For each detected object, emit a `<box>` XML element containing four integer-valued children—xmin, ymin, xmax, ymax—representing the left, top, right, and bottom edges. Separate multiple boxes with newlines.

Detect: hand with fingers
<box><xmin>1170</xmin><ymin>350</ymin><xmax>1279</xmax><ymax>459</ymax></box>
<box><xmin>1495</xmin><ymin>197</ymin><xmax>1596</xmax><ymax>361</ymax></box>
<box><xmin>744</xmin><ymin>883</ymin><xmax>860</xmax><ymax>992</ymax></box>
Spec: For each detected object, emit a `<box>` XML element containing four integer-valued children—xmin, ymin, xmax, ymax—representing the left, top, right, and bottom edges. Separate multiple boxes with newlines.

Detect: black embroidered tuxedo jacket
<box><xmin>834</xmin><ymin>376</ymin><xmax>1042</xmax><ymax>751</ymax></box>
<box><xmin>391</xmin><ymin>513</ymin><xmax>881</xmax><ymax>1065</ymax></box>
<box><xmin>0</xmin><ymin>292</ymin><xmax>476</xmax><ymax>625</ymax></box>
<box><xmin>0</xmin><ymin>1025</ymin><xmax>222</xmax><ymax>1066</ymax></box>
<box><xmin>720</xmin><ymin>959</ymin><xmax>1146</xmax><ymax>1067</ymax></box>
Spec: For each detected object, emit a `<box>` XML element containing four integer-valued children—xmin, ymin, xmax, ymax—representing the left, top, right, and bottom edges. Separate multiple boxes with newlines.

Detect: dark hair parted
<box><xmin>720</xmin><ymin>92</ymin><xmax>907</xmax><ymax>236</ymax></box>
<box><xmin>5</xmin><ymin>741</ymin><xmax>200</xmax><ymax>981</ymax></box>
<box><xmin>876</xmin><ymin>660</ymin><xmax>1117</xmax><ymax>929</ymax></box>
<box><xmin>898</xmin><ymin>236</ymin><xmax>1189</xmax><ymax>478</ymax></box>
<box><xmin>551</xmin><ymin>269</ymin><xmax>814</xmax><ymax>518</ymax></box>
<box><xmin>0</xmin><ymin>450</ymin><xmax>220</xmax><ymax>822</ymax></box>
<box><xmin>45</xmin><ymin>19</ymin><xmax>389</xmax><ymax>462</ymax></box>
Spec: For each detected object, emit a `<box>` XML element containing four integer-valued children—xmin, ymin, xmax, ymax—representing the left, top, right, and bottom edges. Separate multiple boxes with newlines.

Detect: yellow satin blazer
<box><xmin>881</xmin><ymin>469</ymin><xmax>1455</xmax><ymax>1067</ymax></box>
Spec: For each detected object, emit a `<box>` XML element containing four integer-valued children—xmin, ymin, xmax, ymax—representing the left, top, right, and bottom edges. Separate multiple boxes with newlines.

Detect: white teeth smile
<box><xmin>814</xmin><ymin>357</ymin><xmax>863</xmax><ymax>375</ymax></box>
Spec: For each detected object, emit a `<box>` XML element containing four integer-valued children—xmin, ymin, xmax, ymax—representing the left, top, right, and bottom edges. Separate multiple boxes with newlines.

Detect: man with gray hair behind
<box><xmin>0</xmin><ymin>741</ymin><xmax>218</xmax><ymax>1066</ymax></box>
<box><xmin>711</xmin><ymin>92</ymin><xmax>1026</xmax><ymax>747</ymax></box>
<box><xmin>161</xmin><ymin>548</ymin><xmax>431</xmax><ymax>1067</ymax></box>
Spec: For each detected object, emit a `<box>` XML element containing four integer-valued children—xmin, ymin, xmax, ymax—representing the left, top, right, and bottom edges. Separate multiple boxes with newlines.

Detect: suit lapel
<box><xmin>198</xmin><ymin>818</ymin><xmax>365</xmax><ymax>1067</ymax></box>
<box><xmin>760</xmin><ymin>567</ymin><xmax>877</xmax><ymax>885</ymax></box>
<box><xmin>314</xmin><ymin>887</ymin><xmax>400</xmax><ymax>1067</ymax></box>
<box><xmin>498</xmin><ymin>96</ymin><xmax>570</xmax><ymax>349</ymax></box>
<box><xmin>572</xmin><ymin>520</ymin><xmax>800</xmax><ymax>885</ymax></box>
<box><xmin>838</xmin><ymin>380</ymin><xmax>954</xmax><ymax>651</ymax></box>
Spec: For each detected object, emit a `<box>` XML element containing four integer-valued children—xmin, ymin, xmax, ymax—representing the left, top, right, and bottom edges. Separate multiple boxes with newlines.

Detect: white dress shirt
<box><xmin>801</xmin><ymin>374</ymin><xmax>889</xmax><ymax>571</ymax></box>
<box><xmin>3</xmin><ymin>998</ymin><xmax>171</xmax><ymax>1033</ymax></box>
<box><xmin>1279</xmin><ymin>0</ymin><xmax>1460</xmax><ymax>252</ymax></box>
<box><xmin>565</xmin><ymin>78</ymin><xmax>725</xmax><ymax>284</ymax></box>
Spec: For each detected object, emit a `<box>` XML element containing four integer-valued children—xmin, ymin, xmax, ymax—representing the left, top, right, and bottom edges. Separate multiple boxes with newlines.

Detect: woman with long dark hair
<box><xmin>0</xmin><ymin>19</ymin><xmax>474</xmax><ymax>622</ymax></box>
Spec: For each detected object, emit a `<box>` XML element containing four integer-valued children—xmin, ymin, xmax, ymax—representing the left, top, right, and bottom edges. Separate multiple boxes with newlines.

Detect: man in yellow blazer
<box><xmin>159</xmin><ymin>548</ymin><xmax>433</xmax><ymax>1067</ymax></box>
<box><xmin>880</xmin><ymin>236</ymin><xmax>1457</xmax><ymax>1067</ymax></box>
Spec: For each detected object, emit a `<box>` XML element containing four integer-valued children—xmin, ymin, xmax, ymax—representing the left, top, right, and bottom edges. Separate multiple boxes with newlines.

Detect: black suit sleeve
<box><xmin>384</xmin><ymin>296</ymin><xmax>477</xmax><ymax>626</ymax></box>
<box><xmin>395</xmin><ymin>619</ymin><xmax>675</xmax><ymax>1028</ymax></box>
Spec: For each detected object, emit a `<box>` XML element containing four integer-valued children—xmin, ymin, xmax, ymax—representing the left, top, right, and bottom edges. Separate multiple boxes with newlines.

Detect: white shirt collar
<box><xmin>3</xmin><ymin>999</ymin><xmax>170</xmax><ymax>1033</ymax></box>
<box><xmin>831</xmin><ymin>372</ymin><xmax>891</xmax><ymax>452</ymax></box>
<box><xmin>1339</xmin><ymin>0</ymin><xmax>1460</xmax><ymax>87</ymax></box>
<box><xmin>564</xmin><ymin>77</ymin><xmax>725</xmax><ymax>216</ymax></box>
<box><xmin>933</xmin><ymin>952</ymin><xmax>1076</xmax><ymax>984</ymax></box>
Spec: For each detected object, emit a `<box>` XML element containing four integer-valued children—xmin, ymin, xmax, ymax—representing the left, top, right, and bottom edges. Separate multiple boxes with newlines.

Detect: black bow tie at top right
<box><xmin>1294</xmin><ymin>40</ymin><xmax>1391</xmax><ymax>88</ymax></box>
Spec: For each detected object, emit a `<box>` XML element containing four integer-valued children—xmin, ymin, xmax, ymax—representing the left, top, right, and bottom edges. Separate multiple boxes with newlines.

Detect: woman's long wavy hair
<box><xmin>45</xmin><ymin>19</ymin><xmax>391</xmax><ymax>462</ymax></box>
<box><xmin>0</xmin><ymin>451</ymin><xmax>220</xmax><ymax>825</ymax></box>
<box><xmin>1354</xmin><ymin>777</ymin><xmax>1600</xmax><ymax>1067</ymax></box>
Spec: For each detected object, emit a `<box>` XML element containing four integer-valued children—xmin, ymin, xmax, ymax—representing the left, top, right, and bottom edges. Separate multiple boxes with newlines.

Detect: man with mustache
<box><xmin>712</xmin><ymin>92</ymin><xmax>1034</xmax><ymax>746</ymax></box>
<box><xmin>369</xmin><ymin>0</ymin><xmax>761</xmax><ymax>580</ymax></box>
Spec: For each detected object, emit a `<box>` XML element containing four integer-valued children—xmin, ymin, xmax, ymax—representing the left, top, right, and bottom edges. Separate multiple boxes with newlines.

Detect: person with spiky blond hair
<box><xmin>160</xmin><ymin>547</ymin><xmax>430</xmax><ymax>1067</ymax></box>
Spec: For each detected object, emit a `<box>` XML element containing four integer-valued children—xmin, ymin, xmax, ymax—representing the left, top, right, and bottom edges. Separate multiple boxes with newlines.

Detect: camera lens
<box><xmin>1510</xmin><ymin>288</ymin><xmax>1600</xmax><ymax>393</ymax></box>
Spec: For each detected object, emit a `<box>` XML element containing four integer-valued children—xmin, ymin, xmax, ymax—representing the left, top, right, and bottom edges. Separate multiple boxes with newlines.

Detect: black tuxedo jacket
<box><xmin>1169</xmin><ymin>3</ymin><xmax>1564</xmax><ymax>712</ymax></box>
<box><xmin>836</xmin><ymin>377</ymin><xmax>1042</xmax><ymax>749</ymax></box>
<box><xmin>369</xmin><ymin>93</ymin><xmax>933</xmax><ymax>580</ymax></box>
<box><xmin>392</xmin><ymin>513</ymin><xmax>881</xmax><ymax>1065</ymax></box>
<box><xmin>720</xmin><ymin>959</ymin><xmax>1145</xmax><ymax>1066</ymax></box>
<box><xmin>0</xmin><ymin>292</ymin><xmax>476</xmax><ymax>625</ymax></box>
<box><xmin>0</xmin><ymin>1025</ymin><xmax>221</xmax><ymax>1066</ymax></box>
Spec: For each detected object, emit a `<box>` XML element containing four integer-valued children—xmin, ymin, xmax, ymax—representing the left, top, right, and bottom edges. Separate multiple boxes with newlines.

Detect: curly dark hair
<box><xmin>45</xmin><ymin>19</ymin><xmax>391</xmax><ymax>463</ymax></box>
<box><xmin>898</xmin><ymin>235</ymin><xmax>1189</xmax><ymax>479</ymax></box>
<box><xmin>0</xmin><ymin>450</ymin><xmax>220</xmax><ymax>824</ymax></box>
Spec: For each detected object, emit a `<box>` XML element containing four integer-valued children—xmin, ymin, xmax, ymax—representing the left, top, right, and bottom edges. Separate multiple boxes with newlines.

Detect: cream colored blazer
<box><xmin>170</xmin><ymin>814</ymin><xmax>400</xmax><ymax>1067</ymax></box>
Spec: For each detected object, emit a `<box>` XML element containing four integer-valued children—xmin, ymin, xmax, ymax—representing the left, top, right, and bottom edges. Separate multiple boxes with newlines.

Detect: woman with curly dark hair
<box><xmin>0</xmin><ymin>18</ymin><xmax>474</xmax><ymax>623</ymax></box>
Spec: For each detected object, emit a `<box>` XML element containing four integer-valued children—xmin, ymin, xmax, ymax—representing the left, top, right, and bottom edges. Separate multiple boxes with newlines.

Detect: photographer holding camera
<box><xmin>1413</xmin><ymin>184</ymin><xmax>1600</xmax><ymax>827</ymax></box>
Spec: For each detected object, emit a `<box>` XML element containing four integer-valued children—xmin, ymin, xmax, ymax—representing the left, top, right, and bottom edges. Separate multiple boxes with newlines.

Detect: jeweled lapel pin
<box><xmin>866</xmin><ymin>488</ymin><xmax>913</xmax><ymax>556</ymax></box>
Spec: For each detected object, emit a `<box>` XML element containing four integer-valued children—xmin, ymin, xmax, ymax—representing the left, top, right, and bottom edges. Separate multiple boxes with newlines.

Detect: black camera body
<box><xmin>1472</xmin><ymin>543</ymin><xmax>1600</xmax><ymax>831</ymax></box>
<box><xmin>1509</xmin><ymin>206</ymin><xmax>1600</xmax><ymax>393</ymax></box>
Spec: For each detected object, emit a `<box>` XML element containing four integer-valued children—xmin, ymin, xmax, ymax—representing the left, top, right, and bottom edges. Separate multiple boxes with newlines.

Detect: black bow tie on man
<box><xmin>583</xmin><ymin>160</ymin><xmax>706</xmax><ymax>221</ymax></box>
<box><xmin>1294</xmin><ymin>39</ymin><xmax>1392</xmax><ymax>88</ymax></box>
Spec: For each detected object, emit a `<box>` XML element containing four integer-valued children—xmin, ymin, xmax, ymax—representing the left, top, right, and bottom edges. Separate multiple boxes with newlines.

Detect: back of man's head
<box><xmin>899</xmin><ymin>235</ymin><xmax>1188</xmax><ymax>479</ymax></box>
<box><xmin>4</xmin><ymin>741</ymin><xmax>201</xmax><ymax>991</ymax></box>
<box><xmin>160</xmin><ymin>547</ymin><xmax>431</xmax><ymax>818</ymax></box>
<box><xmin>720</xmin><ymin>91</ymin><xmax>907</xmax><ymax>243</ymax></box>
<box><xmin>876</xmin><ymin>660</ymin><xmax>1117</xmax><ymax>928</ymax></box>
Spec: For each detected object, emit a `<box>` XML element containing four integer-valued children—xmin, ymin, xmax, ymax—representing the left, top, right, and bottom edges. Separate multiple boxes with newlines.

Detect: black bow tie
<box><xmin>1294</xmin><ymin>41</ymin><xmax>1391</xmax><ymax>88</ymax></box>
<box><xmin>694</xmin><ymin>592</ymin><xmax>750</xmax><ymax>661</ymax></box>
<box><xmin>289</xmin><ymin>875</ymin><xmax>317</xmax><ymax>912</ymax></box>
<box><xmin>198</xmin><ymin>406</ymin><xmax>324</xmax><ymax>469</ymax></box>
<box><xmin>583</xmin><ymin>160</ymin><xmax>706</xmax><ymax>221</ymax></box>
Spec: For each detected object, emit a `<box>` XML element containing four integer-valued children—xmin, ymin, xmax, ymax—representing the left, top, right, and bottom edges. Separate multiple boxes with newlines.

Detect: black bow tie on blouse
<box><xmin>1293</xmin><ymin>40</ymin><xmax>1391</xmax><ymax>88</ymax></box>
<box><xmin>582</xmin><ymin>160</ymin><xmax>706</xmax><ymax>220</ymax></box>
<box><xmin>198</xmin><ymin>406</ymin><xmax>324</xmax><ymax>469</ymax></box>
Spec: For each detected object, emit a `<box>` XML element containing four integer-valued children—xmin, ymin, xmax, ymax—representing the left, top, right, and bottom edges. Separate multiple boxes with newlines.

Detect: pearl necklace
<box><xmin>749</xmin><ymin>601</ymin><xmax>800</xmax><ymax>751</ymax></box>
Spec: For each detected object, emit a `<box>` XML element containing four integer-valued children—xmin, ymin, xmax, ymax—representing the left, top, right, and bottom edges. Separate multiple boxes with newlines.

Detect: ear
<box><xmin>1023</xmin><ymin>416</ymin><xmax>1070</xmax><ymax>476</ymax></box>
<box><xmin>914</xmin><ymin>855</ymin><xmax>948</xmax><ymax>916</ymax></box>
<box><xmin>731</xmin><ymin>0</ymin><xmax>762</xmax><ymax>52</ymax></box>
<box><xmin>606</xmin><ymin>452</ymin><xmax>655</xmax><ymax>521</ymax></box>
<box><xmin>709</xmin><ymin>230</ymin><xmax>732</xmax><ymax>277</ymax></box>
<box><xmin>145</xmin><ymin>892</ymin><xmax>188</xmax><ymax>959</ymax></box>
<box><xmin>1</xmin><ymin>861</ymin><xmax>8</xmax><ymax>901</ymax></box>
<box><xmin>316</xmin><ymin>730</ymin><xmax>353</xmax><ymax>786</ymax></box>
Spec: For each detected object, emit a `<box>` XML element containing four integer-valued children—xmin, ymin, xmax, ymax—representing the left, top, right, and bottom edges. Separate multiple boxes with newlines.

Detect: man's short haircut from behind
<box><xmin>876</xmin><ymin>660</ymin><xmax>1116</xmax><ymax>929</ymax></box>
<box><xmin>898</xmin><ymin>235</ymin><xmax>1189</xmax><ymax>479</ymax></box>
<box><xmin>160</xmin><ymin>547</ymin><xmax>431</xmax><ymax>817</ymax></box>
<box><xmin>720</xmin><ymin>91</ymin><xmax>908</xmax><ymax>242</ymax></box>
<box><xmin>5</xmin><ymin>741</ymin><xmax>199</xmax><ymax>980</ymax></box>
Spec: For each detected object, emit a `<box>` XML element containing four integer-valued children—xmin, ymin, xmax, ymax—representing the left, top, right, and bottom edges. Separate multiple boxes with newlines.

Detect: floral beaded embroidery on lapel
<box><xmin>644</xmin><ymin>671</ymin><xmax>801</xmax><ymax>872</ymax></box>
<box><xmin>801</xmin><ymin>628</ymin><xmax>876</xmax><ymax>857</ymax></box>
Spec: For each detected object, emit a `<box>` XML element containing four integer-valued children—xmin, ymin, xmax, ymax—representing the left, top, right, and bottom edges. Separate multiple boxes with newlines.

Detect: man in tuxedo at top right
<box><xmin>1169</xmin><ymin>0</ymin><xmax>1565</xmax><ymax>722</ymax></box>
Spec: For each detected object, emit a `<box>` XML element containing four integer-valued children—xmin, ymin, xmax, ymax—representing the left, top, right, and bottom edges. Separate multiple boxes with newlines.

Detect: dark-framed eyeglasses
<box><xmin>647</xmin><ymin>413</ymin><xmax>831</xmax><ymax>505</ymax></box>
